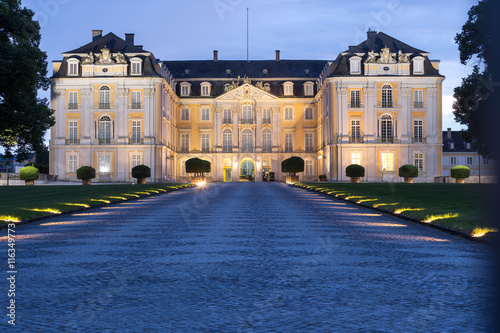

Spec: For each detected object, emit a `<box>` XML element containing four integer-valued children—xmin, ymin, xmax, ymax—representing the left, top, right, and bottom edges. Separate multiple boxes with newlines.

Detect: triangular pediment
<box><xmin>216</xmin><ymin>84</ymin><xmax>277</xmax><ymax>100</ymax></box>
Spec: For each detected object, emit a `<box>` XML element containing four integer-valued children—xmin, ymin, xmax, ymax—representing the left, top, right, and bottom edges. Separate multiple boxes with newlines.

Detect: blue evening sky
<box><xmin>23</xmin><ymin>0</ymin><xmax>478</xmax><ymax>135</ymax></box>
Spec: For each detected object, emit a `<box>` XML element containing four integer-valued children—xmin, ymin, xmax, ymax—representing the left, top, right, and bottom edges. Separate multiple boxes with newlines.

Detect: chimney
<box><xmin>92</xmin><ymin>30</ymin><xmax>103</xmax><ymax>41</ymax></box>
<box><xmin>125</xmin><ymin>33</ymin><xmax>135</xmax><ymax>45</ymax></box>
<box><xmin>447</xmin><ymin>128</ymin><xmax>452</xmax><ymax>140</ymax></box>
<box><xmin>275</xmin><ymin>50</ymin><xmax>280</xmax><ymax>61</ymax></box>
<box><xmin>213</xmin><ymin>50</ymin><xmax>218</xmax><ymax>62</ymax></box>
<box><xmin>367</xmin><ymin>29</ymin><xmax>377</xmax><ymax>39</ymax></box>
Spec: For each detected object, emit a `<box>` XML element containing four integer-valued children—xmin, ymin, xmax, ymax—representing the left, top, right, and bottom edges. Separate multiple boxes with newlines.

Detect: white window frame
<box><xmin>284</xmin><ymin>133</ymin><xmax>293</xmax><ymax>152</ymax></box>
<box><xmin>242</xmin><ymin>104</ymin><xmax>253</xmax><ymax>123</ymax></box>
<box><xmin>130</xmin><ymin>58</ymin><xmax>143</xmax><ymax>75</ymax></box>
<box><xmin>68</xmin><ymin>59</ymin><xmax>79</xmax><ymax>76</ymax></box>
<box><xmin>466</xmin><ymin>156</ymin><xmax>473</xmax><ymax>165</ymax></box>
<box><xmin>131</xmin><ymin>120</ymin><xmax>141</xmax><ymax>144</ymax></box>
<box><xmin>350</xmin><ymin>89</ymin><xmax>361</xmax><ymax>108</ymax></box>
<box><xmin>349</xmin><ymin>56</ymin><xmax>361</xmax><ymax>75</ymax></box>
<box><xmin>180</xmin><ymin>133</ymin><xmax>190</xmax><ymax>152</ymax></box>
<box><xmin>381</xmin><ymin>84</ymin><xmax>393</xmax><ymax>108</ymax></box>
<box><xmin>304</xmin><ymin>107</ymin><xmax>314</xmax><ymax>120</ymax></box>
<box><xmin>262</xmin><ymin>108</ymin><xmax>272</xmax><ymax>123</ymax></box>
<box><xmin>283</xmin><ymin>81</ymin><xmax>294</xmax><ymax>96</ymax></box>
<box><xmin>223</xmin><ymin>129</ymin><xmax>233</xmax><ymax>152</ymax></box>
<box><xmin>97</xmin><ymin>152</ymin><xmax>112</xmax><ymax>174</ymax></box>
<box><xmin>414</xmin><ymin>152</ymin><xmax>425</xmax><ymax>171</ymax></box>
<box><xmin>131</xmin><ymin>91</ymin><xmax>142</xmax><ymax>109</ymax></box>
<box><xmin>68</xmin><ymin>91</ymin><xmax>79</xmax><ymax>109</ymax></box>
<box><xmin>351</xmin><ymin>119</ymin><xmax>361</xmax><ymax>143</ymax></box>
<box><xmin>305</xmin><ymin>133</ymin><xmax>314</xmax><ymax>152</ymax></box>
<box><xmin>351</xmin><ymin>152</ymin><xmax>362</xmax><ymax>166</ymax></box>
<box><xmin>380</xmin><ymin>114</ymin><xmax>394</xmax><ymax>142</ymax></box>
<box><xmin>450</xmin><ymin>156</ymin><xmax>457</xmax><ymax>165</ymax></box>
<box><xmin>305</xmin><ymin>160</ymin><xmax>314</xmax><ymax>176</ymax></box>
<box><xmin>262</xmin><ymin>129</ymin><xmax>272</xmax><ymax>152</ymax></box>
<box><xmin>413</xmin><ymin>89</ymin><xmax>424</xmax><ymax>108</ymax></box>
<box><xmin>200</xmin><ymin>82</ymin><xmax>211</xmax><ymax>96</ymax></box>
<box><xmin>68</xmin><ymin>121</ymin><xmax>78</xmax><ymax>143</ymax></box>
<box><xmin>98</xmin><ymin>115</ymin><xmax>112</xmax><ymax>143</ymax></box>
<box><xmin>180</xmin><ymin>83</ymin><xmax>191</xmax><ymax>96</ymax></box>
<box><xmin>413</xmin><ymin>56</ymin><xmax>425</xmax><ymax>75</ymax></box>
<box><xmin>201</xmin><ymin>107</ymin><xmax>211</xmax><ymax>121</ymax></box>
<box><xmin>304</xmin><ymin>82</ymin><xmax>314</xmax><ymax>96</ymax></box>
<box><xmin>201</xmin><ymin>132</ymin><xmax>210</xmax><ymax>153</ymax></box>
<box><xmin>99</xmin><ymin>85</ymin><xmax>111</xmax><ymax>109</ymax></box>
<box><xmin>131</xmin><ymin>153</ymin><xmax>142</xmax><ymax>169</ymax></box>
<box><xmin>413</xmin><ymin>119</ymin><xmax>424</xmax><ymax>143</ymax></box>
<box><xmin>381</xmin><ymin>152</ymin><xmax>395</xmax><ymax>172</ymax></box>
<box><xmin>180</xmin><ymin>160</ymin><xmax>187</xmax><ymax>176</ymax></box>
<box><xmin>223</xmin><ymin>109</ymin><xmax>232</xmax><ymax>124</ymax></box>
<box><xmin>180</xmin><ymin>108</ymin><xmax>190</xmax><ymax>121</ymax></box>
<box><xmin>242</xmin><ymin>129</ymin><xmax>253</xmax><ymax>152</ymax></box>
<box><xmin>284</xmin><ymin>106</ymin><xmax>294</xmax><ymax>121</ymax></box>
<box><xmin>67</xmin><ymin>153</ymin><xmax>79</xmax><ymax>173</ymax></box>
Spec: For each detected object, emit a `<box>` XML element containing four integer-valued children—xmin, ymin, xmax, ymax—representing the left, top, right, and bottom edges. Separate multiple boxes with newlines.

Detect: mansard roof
<box><xmin>66</xmin><ymin>32</ymin><xmax>150</xmax><ymax>54</ymax></box>
<box><xmin>443</xmin><ymin>130</ymin><xmax>477</xmax><ymax>153</ymax></box>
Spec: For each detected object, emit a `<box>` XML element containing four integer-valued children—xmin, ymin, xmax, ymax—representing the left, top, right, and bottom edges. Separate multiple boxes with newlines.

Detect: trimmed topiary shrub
<box><xmin>76</xmin><ymin>166</ymin><xmax>96</xmax><ymax>180</ymax></box>
<box><xmin>346</xmin><ymin>164</ymin><xmax>365</xmax><ymax>178</ymax></box>
<box><xmin>281</xmin><ymin>156</ymin><xmax>305</xmax><ymax>175</ymax></box>
<box><xmin>20</xmin><ymin>166</ymin><xmax>39</xmax><ymax>183</ymax></box>
<box><xmin>451</xmin><ymin>165</ymin><xmax>470</xmax><ymax>182</ymax></box>
<box><xmin>185</xmin><ymin>158</ymin><xmax>211</xmax><ymax>177</ymax></box>
<box><xmin>399</xmin><ymin>164</ymin><xmax>418</xmax><ymax>178</ymax></box>
<box><xmin>132</xmin><ymin>165</ymin><xmax>151</xmax><ymax>179</ymax></box>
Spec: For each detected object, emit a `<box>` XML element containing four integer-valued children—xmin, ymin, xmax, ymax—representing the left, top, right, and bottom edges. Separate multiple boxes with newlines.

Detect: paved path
<box><xmin>1</xmin><ymin>183</ymin><xmax>495</xmax><ymax>332</ymax></box>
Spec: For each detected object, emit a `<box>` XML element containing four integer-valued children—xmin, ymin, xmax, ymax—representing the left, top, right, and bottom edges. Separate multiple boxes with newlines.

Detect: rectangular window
<box><xmin>305</xmin><ymin>133</ymin><xmax>314</xmax><ymax>152</ymax></box>
<box><xmin>98</xmin><ymin>153</ymin><xmax>112</xmax><ymax>174</ymax></box>
<box><xmin>181</xmin><ymin>160</ymin><xmax>187</xmax><ymax>176</ymax></box>
<box><xmin>483</xmin><ymin>157</ymin><xmax>489</xmax><ymax>165</ymax></box>
<box><xmin>285</xmin><ymin>133</ymin><xmax>293</xmax><ymax>152</ymax></box>
<box><xmin>262</xmin><ymin>109</ymin><xmax>272</xmax><ymax>123</ymax></box>
<box><xmin>68</xmin><ymin>121</ymin><xmax>78</xmax><ymax>144</ymax></box>
<box><xmin>131</xmin><ymin>154</ymin><xmax>141</xmax><ymax>168</ymax></box>
<box><xmin>180</xmin><ymin>133</ymin><xmax>189</xmax><ymax>153</ymax></box>
<box><xmin>414</xmin><ymin>60</ymin><xmax>424</xmax><ymax>74</ymax></box>
<box><xmin>69</xmin><ymin>63</ymin><xmax>78</xmax><ymax>75</ymax></box>
<box><xmin>350</xmin><ymin>90</ymin><xmax>361</xmax><ymax>108</ymax></box>
<box><xmin>304</xmin><ymin>85</ymin><xmax>314</xmax><ymax>96</ymax></box>
<box><xmin>351</xmin><ymin>152</ymin><xmax>361</xmax><ymax>166</ymax></box>
<box><xmin>284</xmin><ymin>84</ymin><xmax>293</xmax><ymax>96</ymax></box>
<box><xmin>284</xmin><ymin>107</ymin><xmax>293</xmax><ymax>121</ymax></box>
<box><xmin>180</xmin><ymin>85</ymin><xmax>190</xmax><ymax>96</ymax></box>
<box><xmin>381</xmin><ymin>152</ymin><xmax>394</xmax><ymax>171</ymax></box>
<box><xmin>201</xmin><ymin>107</ymin><xmax>210</xmax><ymax>121</ymax></box>
<box><xmin>181</xmin><ymin>108</ymin><xmax>190</xmax><ymax>121</ymax></box>
<box><xmin>223</xmin><ymin>109</ymin><xmax>232</xmax><ymax>124</ymax></box>
<box><xmin>201</xmin><ymin>133</ymin><xmax>210</xmax><ymax>152</ymax></box>
<box><xmin>223</xmin><ymin>131</ymin><xmax>232</xmax><ymax>152</ymax></box>
<box><xmin>305</xmin><ymin>160</ymin><xmax>313</xmax><ymax>176</ymax></box>
<box><xmin>450</xmin><ymin>157</ymin><xmax>457</xmax><ymax>165</ymax></box>
<box><xmin>350</xmin><ymin>120</ymin><xmax>361</xmax><ymax>143</ymax></box>
<box><xmin>131</xmin><ymin>120</ymin><xmax>141</xmax><ymax>144</ymax></box>
<box><xmin>131</xmin><ymin>62</ymin><xmax>141</xmax><ymax>75</ymax></box>
<box><xmin>305</xmin><ymin>108</ymin><xmax>314</xmax><ymax>120</ymax></box>
<box><xmin>467</xmin><ymin>156</ymin><xmax>473</xmax><ymax>165</ymax></box>
<box><xmin>68</xmin><ymin>91</ymin><xmax>78</xmax><ymax>109</ymax></box>
<box><xmin>67</xmin><ymin>154</ymin><xmax>78</xmax><ymax>173</ymax></box>
<box><xmin>350</xmin><ymin>59</ymin><xmax>360</xmax><ymax>74</ymax></box>
<box><xmin>201</xmin><ymin>85</ymin><xmax>210</xmax><ymax>96</ymax></box>
<box><xmin>414</xmin><ymin>153</ymin><xmax>424</xmax><ymax>171</ymax></box>
<box><xmin>413</xmin><ymin>120</ymin><xmax>423</xmax><ymax>143</ymax></box>
<box><xmin>413</xmin><ymin>90</ymin><xmax>424</xmax><ymax>108</ymax></box>
<box><xmin>131</xmin><ymin>91</ymin><xmax>141</xmax><ymax>109</ymax></box>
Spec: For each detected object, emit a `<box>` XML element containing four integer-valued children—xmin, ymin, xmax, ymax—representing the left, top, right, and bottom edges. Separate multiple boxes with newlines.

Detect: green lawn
<box><xmin>0</xmin><ymin>183</ymin><xmax>192</xmax><ymax>224</ymax></box>
<box><xmin>297</xmin><ymin>182</ymin><xmax>497</xmax><ymax>237</ymax></box>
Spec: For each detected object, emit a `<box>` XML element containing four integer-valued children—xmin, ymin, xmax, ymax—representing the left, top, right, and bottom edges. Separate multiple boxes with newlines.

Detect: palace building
<box><xmin>50</xmin><ymin>30</ymin><xmax>445</xmax><ymax>183</ymax></box>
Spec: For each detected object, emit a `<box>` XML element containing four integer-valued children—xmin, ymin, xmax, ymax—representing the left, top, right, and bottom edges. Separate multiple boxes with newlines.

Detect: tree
<box><xmin>0</xmin><ymin>0</ymin><xmax>54</xmax><ymax>160</ymax></box>
<box><xmin>453</xmin><ymin>0</ymin><xmax>499</xmax><ymax>157</ymax></box>
<box><xmin>281</xmin><ymin>156</ymin><xmax>304</xmax><ymax>176</ymax></box>
<box><xmin>185</xmin><ymin>158</ymin><xmax>210</xmax><ymax>177</ymax></box>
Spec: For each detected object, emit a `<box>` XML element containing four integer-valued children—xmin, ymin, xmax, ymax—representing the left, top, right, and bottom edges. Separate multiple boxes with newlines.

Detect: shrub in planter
<box><xmin>282</xmin><ymin>156</ymin><xmax>304</xmax><ymax>184</ymax></box>
<box><xmin>76</xmin><ymin>166</ymin><xmax>96</xmax><ymax>185</ymax></box>
<box><xmin>398</xmin><ymin>164</ymin><xmax>418</xmax><ymax>183</ymax></box>
<box><xmin>451</xmin><ymin>165</ymin><xmax>470</xmax><ymax>183</ymax></box>
<box><xmin>346</xmin><ymin>164</ymin><xmax>365</xmax><ymax>183</ymax></box>
<box><xmin>132</xmin><ymin>165</ymin><xmax>151</xmax><ymax>184</ymax></box>
<box><xmin>19</xmin><ymin>166</ymin><xmax>39</xmax><ymax>186</ymax></box>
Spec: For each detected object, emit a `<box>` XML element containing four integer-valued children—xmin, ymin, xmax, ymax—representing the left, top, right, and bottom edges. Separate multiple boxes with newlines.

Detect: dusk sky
<box><xmin>23</xmin><ymin>0</ymin><xmax>478</xmax><ymax>136</ymax></box>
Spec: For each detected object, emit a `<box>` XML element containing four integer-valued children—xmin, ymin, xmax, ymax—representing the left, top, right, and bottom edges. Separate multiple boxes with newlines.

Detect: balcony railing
<box><xmin>380</xmin><ymin>136</ymin><xmax>394</xmax><ymax>143</ymax></box>
<box><xmin>241</xmin><ymin>147</ymin><xmax>254</xmax><ymax>153</ymax></box>
<box><xmin>131</xmin><ymin>103</ymin><xmax>142</xmax><ymax>109</ymax></box>
<box><xmin>179</xmin><ymin>147</ymin><xmax>189</xmax><ymax>153</ymax></box>
<box><xmin>262</xmin><ymin>118</ymin><xmax>272</xmax><ymax>124</ymax></box>
<box><xmin>223</xmin><ymin>118</ymin><xmax>232</xmax><ymax>124</ymax></box>
<box><xmin>262</xmin><ymin>147</ymin><xmax>272</xmax><ymax>153</ymax></box>
<box><xmin>348</xmin><ymin>102</ymin><xmax>362</xmax><ymax>108</ymax></box>
<box><xmin>99</xmin><ymin>138</ymin><xmax>111</xmax><ymax>144</ymax></box>
<box><xmin>130</xmin><ymin>138</ymin><xmax>143</xmax><ymax>144</ymax></box>
<box><xmin>412</xmin><ymin>137</ymin><xmax>426</xmax><ymax>143</ymax></box>
<box><xmin>305</xmin><ymin>146</ymin><xmax>315</xmax><ymax>153</ymax></box>
<box><xmin>413</xmin><ymin>102</ymin><xmax>424</xmax><ymax>108</ymax></box>
<box><xmin>99</xmin><ymin>103</ymin><xmax>110</xmax><ymax>109</ymax></box>
<box><xmin>66</xmin><ymin>139</ymin><xmax>80</xmax><ymax>145</ymax></box>
<box><xmin>222</xmin><ymin>147</ymin><xmax>233</xmax><ymax>153</ymax></box>
<box><xmin>284</xmin><ymin>147</ymin><xmax>293</xmax><ymax>153</ymax></box>
<box><xmin>381</xmin><ymin>101</ymin><xmax>393</xmax><ymax>108</ymax></box>
<box><xmin>241</xmin><ymin>118</ymin><xmax>254</xmax><ymax>124</ymax></box>
<box><xmin>68</xmin><ymin>103</ymin><xmax>79</xmax><ymax>109</ymax></box>
<box><xmin>349</xmin><ymin>131</ymin><xmax>364</xmax><ymax>143</ymax></box>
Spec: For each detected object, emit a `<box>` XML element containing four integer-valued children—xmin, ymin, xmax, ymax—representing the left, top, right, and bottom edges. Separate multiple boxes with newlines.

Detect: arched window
<box><xmin>380</xmin><ymin>114</ymin><xmax>394</xmax><ymax>143</ymax></box>
<box><xmin>223</xmin><ymin>129</ymin><xmax>232</xmax><ymax>152</ymax></box>
<box><xmin>242</xmin><ymin>129</ymin><xmax>253</xmax><ymax>152</ymax></box>
<box><xmin>262</xmin><ymin>129</ymin><xmax>272</xmax><ymax>152</ymax></box>
<box><xmin>381</xmin><ymin>84</ymin><xmax>393</xmax><ymax>108</ymax></box>
<box><xmin>99</xmin><ymin>115</ymin><xmax>112</xmax><ymax>144</ymax></box>
<box><xmin>99</xmin><ymin>86</ymin><xmax>110</xmax><ymax>109</ymax></box>
<box><xmin>242</xmin><ymin>105</ymin><xmax>252</xmax><ymax>123</ymax></box>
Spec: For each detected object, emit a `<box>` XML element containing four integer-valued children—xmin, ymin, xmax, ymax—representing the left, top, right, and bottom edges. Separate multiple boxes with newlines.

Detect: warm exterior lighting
<box><xmin>197</xmin><ymin>181</ymin><xmax>206</xmax><ymax>187</ymax></box>
<box><xmin>373</xmin><ymin>203</ymin><xmax>399</xmax><ymax>208</ymax></box>
<box><xmin>91</xmin><ymin>199</ymin><xmax>111</xmax><ymax>204</ymax></box>
<box><xmin>0</xmin><ymin>216</ymin><xmax>21</xmax><ymax>223</ymax></box>
<box><xmin>345</xmin><ymin>195</ymin><xmax>365</xmax><ymax>200</ymax></box>
<box><xmin>357</xmin><ymin>199</ymin><xmax>379</xmax><ymax>204</ymax></box>
<box><xmin>471</xmin><ymin>227</ymin><xmax>497</xmax><ymax>238</ymax></box>
<box><xmin>123</xmin><ymin>194</ymin><xmax>140</xmax><ymax>198</ymax></box>
<box><xmin>107</xmin><ymin>196</ymin><xmax>127</xmax><ymax>200</ymax></box>
<box><xmin>422</xmin><ymin>213</ymin><xmax>459</xmax><ymax>223</ymax></box>
<box><xmin>394</xmin><ymin>208</ymin><xmax>425</xmax><ymax>214</ymax></box>
<box><xmin>31</xmin><ymin>208</ymin><xmax>62</xmax><ymax>214</ymax></box>
<box><xmin>63</xmin><ymin>203</ymin><xmax>91</xmax><ymax>208</ymax></box>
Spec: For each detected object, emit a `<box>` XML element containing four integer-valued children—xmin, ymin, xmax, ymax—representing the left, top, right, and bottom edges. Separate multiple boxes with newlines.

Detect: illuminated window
<box><xmin>99</xmin><ymin>86</ymin><xmax>110</xmax><ymax>109</ymax></box>
<box><xmin>262</xmin><ymin>129</ymin><xmax>272</xmax><ymax>152</ymax></box>
<box><xmin>131</xmin><ymin>154</ymin><xmax>141</xmax><ymax>168</ymax></box>
<box><xmin>98</xmin><ymin>153</ymin><xmax>112</xmax><ymax>174</ymax></box>
<box><xmin>413</xmin><ymin>120</ymin><xmax>423</xmax><ymax>143</ymax></box>
<box><xmin>67</xmin><ymin>154</ymin><xmax>78</xmax><ymax>173</ymax></box>
<box><xmin>414</xmin><ymin>153</ymin><xmax>424</xmax><ymax>171</ymax></box>
<box><xmin>381</xmin><ymin>84</ymin><xmax>393</xmax><ymax>108</ymax></box>
<box><xmin>68</xmin><ymin>91</ymin><xmax>78</xmax><ymax>109</ymax></box>
<box><xmin>381</xmin><ymin>152</ymin><xmax>394</xmax><ymax>171</ymax></box>
<box><xmin>351</xmin><ymin>152</ymin><xmax>361</xmax><ymax>166</ymax></box>
<box><xmin>242</xmin><ymin>105</ymin><xmax>252</xmax><ymax>123</ymax></box>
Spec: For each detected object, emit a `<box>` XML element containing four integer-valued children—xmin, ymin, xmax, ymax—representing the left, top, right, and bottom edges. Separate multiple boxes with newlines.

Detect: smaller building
<box><xmin>0</xmin><ymin>153</ymin><xmax>36</xmax><ymax>173</ymax></box>
<box><xmin>442</xmin><ymin>128</ymin><xmax>496</xmax><ymax>182</ymax></box>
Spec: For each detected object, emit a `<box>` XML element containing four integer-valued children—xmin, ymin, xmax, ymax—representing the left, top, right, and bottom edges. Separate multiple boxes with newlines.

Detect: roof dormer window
<box><xmin>413</xmin><ymin>56</ymin><xmax>425</xmax><ymax>75</ymax></box>
<box><xmin>200</xmin><ymin>82</ymin><xmax>211</xmax><ymax>96</ymax></box>
<box><xmin>304</xmin><ymin>81</ymin><xmax>314</xmax><ymax>96</ymax></box>
<box><xmin>130</xmin><ymin>58</ymin><xmax>142</xmax><ymax>75</ymax></box>
<box><xmin>68</xmin><ymin>59</ymin><xmax>79</xmax><ymax>76</ymax></box>
<box><xmin>283</xmin><ymin>81</ymin><xmax>294</xmax><ymax>96</ymax></box>
<box><xmin>180</xmin><ymin>82</ymin><xmax>191</xmax><ymax>97</ymax></box>
<box><xmin>349</xmin><ymin>56</ymin><xmax>361</xmax><ymax>75</ymax></box>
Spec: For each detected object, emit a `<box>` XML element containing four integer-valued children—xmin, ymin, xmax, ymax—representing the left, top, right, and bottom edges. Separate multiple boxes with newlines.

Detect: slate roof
<box><xmin>330</xmin><ymin>31</ymin><xmax>442</xmax><ymax>77</ymax></box>
<box><xmin>442</xmin><ymin>130</ymin><xmax>477</xmax><ymax>152</ymax></box>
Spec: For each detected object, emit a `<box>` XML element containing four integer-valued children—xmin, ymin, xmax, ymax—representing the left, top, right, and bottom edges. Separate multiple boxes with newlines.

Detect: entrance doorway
<box><xmin>239</xmin><ymin>159</ymin><xmax>255</xmax><ymax>181</ymax></box>
<box><xmin>224</xmin><ymin>167</ymin><xmax>232</xmax><ymax>182</ymax></box>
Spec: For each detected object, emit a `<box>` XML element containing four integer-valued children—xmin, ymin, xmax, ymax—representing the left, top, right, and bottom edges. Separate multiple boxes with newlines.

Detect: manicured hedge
<box><xmin>451</xmin><ymin>165</ymin><xmax>470</xmax><ymax>179</ymax></box>
<box><xmin>131</xmin><ymin>165</ymin><xmax>151</xmax><ymax>179</ymax></box>
<box><xmin>399</xmin><ymin>164</ymin><xmax>419</xmax><ymax>178</ymax></box>
<box><xmin>76</xmin><ymin>166</ymin><xmax>96</xmax><ymax>180</ymax></box>
<box><xmin>282</xmin><ymin>156</ymin><xmax>305</xmax><ymax>174</ymax></box>
<box><xmin>346</xmin><ymin>164</ymin><xmax>365</xmax><ymax>178</ymax></box>
<box><xmin>185</xmin><ymin>158</ymin><xmax>211</xmax><ymax>176</ymax></box>
<box><xmin>19</xmin><ymin>166</ymin><xmax>39</xmax><ymax>181</ymax></box>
